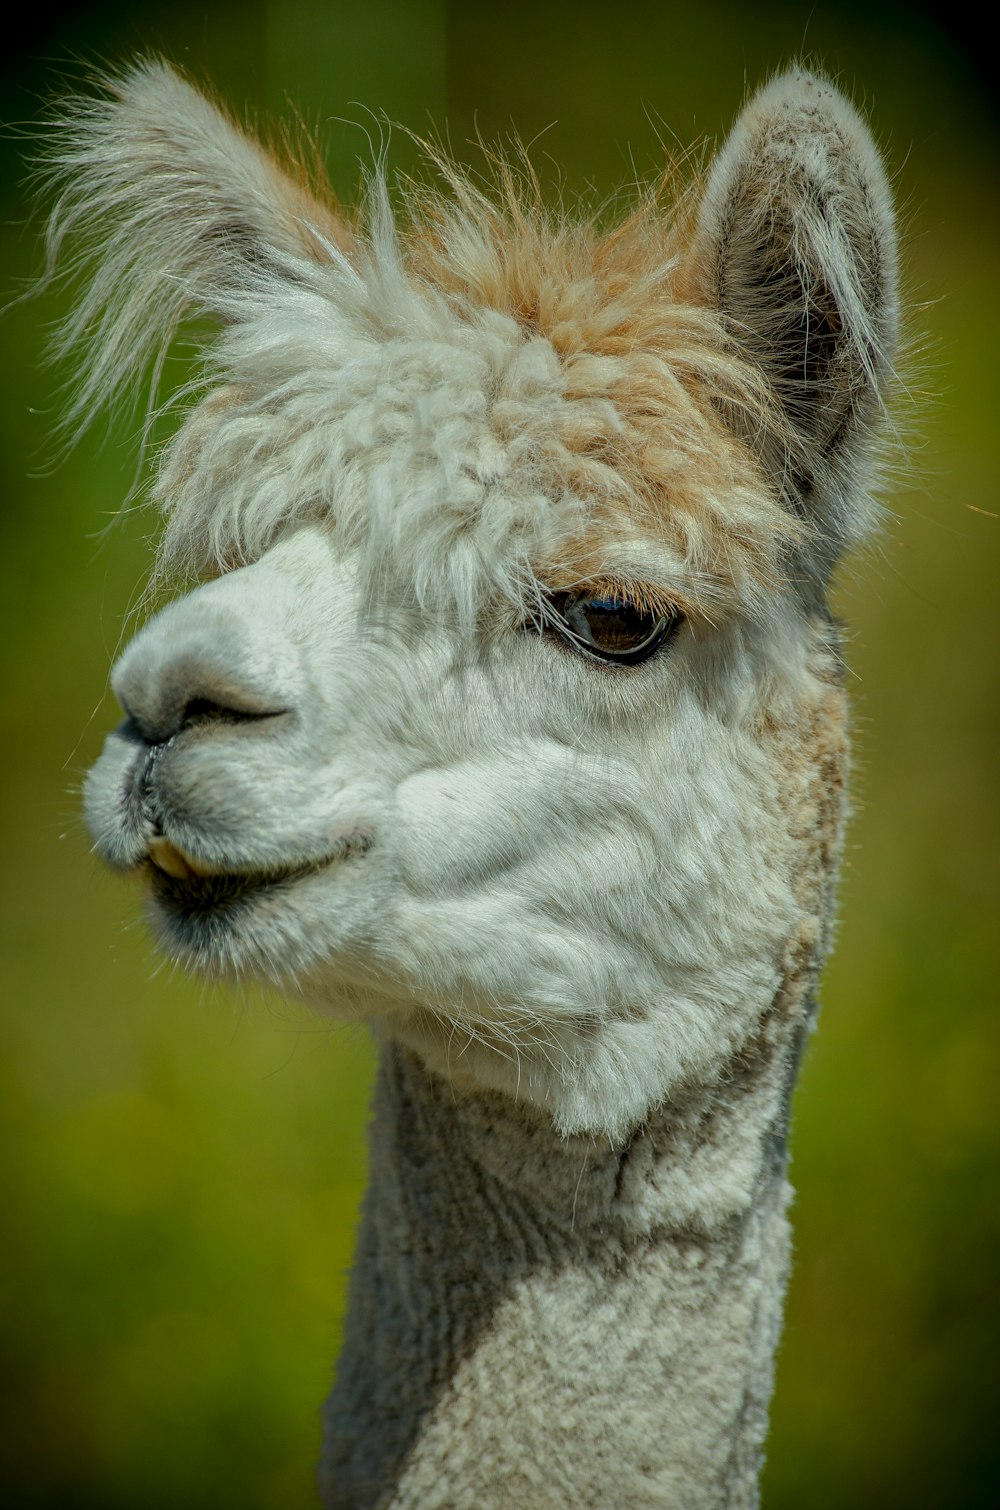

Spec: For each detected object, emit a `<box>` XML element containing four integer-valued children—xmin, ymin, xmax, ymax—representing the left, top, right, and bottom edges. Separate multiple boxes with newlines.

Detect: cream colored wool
<box><xmin>45</xmin><ymin>58</ymin><xmax>899</xmax><ymax>1507</ymax></box>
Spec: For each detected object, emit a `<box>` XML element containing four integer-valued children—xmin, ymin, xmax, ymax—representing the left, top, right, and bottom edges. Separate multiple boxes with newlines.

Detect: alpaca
<box><xmin>46</xmin><ymin>59</ymin><xmax>898</xmax><ymax>1507</ymax></box>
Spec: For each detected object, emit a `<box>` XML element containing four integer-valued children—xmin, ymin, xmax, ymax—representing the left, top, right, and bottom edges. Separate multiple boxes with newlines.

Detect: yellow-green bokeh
<box><xmin>2</xmin><ymin>3</ymin><xmax>997</xmax><ymax>1504</ymax></box>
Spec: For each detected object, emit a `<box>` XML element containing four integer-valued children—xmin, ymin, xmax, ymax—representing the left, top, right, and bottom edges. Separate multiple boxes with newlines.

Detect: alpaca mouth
<box><xmin>145</xmin><ymin>827</ymin><xmax>372</xmax><ymax>902</ymax></box>
<box><xmin>147</xmin><ymin>853</ymin><xmax>335</xmax><ymax>913</ymax></box>
<box><xmin>141</xmin><ymin>824</ymin><xmax>376</xmax><ymax>977</ymax></box>
<box><xmin>143</xmin><ymin>820</ymin><xmax>373</xmax><ymax>917</ymax></box>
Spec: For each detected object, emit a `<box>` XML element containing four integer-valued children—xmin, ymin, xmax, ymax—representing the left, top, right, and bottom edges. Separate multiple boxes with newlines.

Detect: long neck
<box><xmin>321</xmin><ymin>1014</ymin><xmax>807</xmax><ymax>1510</ymax></box>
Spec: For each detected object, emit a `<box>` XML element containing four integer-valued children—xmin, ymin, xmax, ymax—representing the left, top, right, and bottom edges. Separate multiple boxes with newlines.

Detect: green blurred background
<box><xmin>1</xmin><ymin>2</ymin><xmax>996</xmax><ymax>1505</ymax></box>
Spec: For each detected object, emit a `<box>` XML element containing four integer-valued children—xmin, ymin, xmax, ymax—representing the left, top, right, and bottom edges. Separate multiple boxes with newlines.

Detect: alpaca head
<box><xmin>61</xmin><ymin>62</ymin><xmax>897</xmax><ymax>1138</ymax></box>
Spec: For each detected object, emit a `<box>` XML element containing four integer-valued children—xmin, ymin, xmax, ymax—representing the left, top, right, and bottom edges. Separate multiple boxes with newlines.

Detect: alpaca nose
<box><xmin>111</xmin><ymin>580</ymin><xmax>301</xmax><ymax>747</ymax></box>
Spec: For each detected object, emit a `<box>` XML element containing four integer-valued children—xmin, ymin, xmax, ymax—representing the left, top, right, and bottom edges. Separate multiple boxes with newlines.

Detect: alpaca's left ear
<box><xmin>690</xmin><ymin>69</ymin><xmax>899</xmax><ymax>586</ymax></box>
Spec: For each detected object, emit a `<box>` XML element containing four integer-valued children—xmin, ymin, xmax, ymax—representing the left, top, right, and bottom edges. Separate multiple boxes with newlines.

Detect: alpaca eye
<box><xmin>548</xmin><ymin>592</ymin><xmax>681</xmax><ymax>665</ymax></box>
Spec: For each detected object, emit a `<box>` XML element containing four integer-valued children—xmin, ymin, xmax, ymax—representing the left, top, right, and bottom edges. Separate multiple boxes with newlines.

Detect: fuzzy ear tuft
<box><xmin>691</xmin><ymin>68</ymin><xmax>899</xmax><ymax>589</ymax></box>
<box><xmin>40</xmin><ymin>59</ymin><xmax>349</xmax><ymax>439</ymax></box>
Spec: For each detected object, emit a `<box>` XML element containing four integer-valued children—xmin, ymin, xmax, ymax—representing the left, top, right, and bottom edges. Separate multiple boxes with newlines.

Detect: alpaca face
<box><xmin>61</xmin><ymin>63</ymin><xmax>896</xmax><ymax>1135</ymax></box>
<box><xmin>84</xmin><ymin>502</ymin><xmax>826</xmax><ymax>1137</ymax></box>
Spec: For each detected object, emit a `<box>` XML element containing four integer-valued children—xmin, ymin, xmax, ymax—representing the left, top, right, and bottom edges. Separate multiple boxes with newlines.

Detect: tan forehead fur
<box><xmin>212</xmin><ymin>130</ymin><xmax>801</xmax><ymax>613</ymax></box>
<box><xmin>395</xmin><ymin>161</ymin><xmax>801</xmax><ymax>607</ymax></box>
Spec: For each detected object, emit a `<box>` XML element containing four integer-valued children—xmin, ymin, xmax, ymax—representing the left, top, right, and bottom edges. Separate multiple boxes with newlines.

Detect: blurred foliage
<box><xmin>1</xmin><ymin>2</ymin><xmax>997</xmax><ymax>1505</ymax></box>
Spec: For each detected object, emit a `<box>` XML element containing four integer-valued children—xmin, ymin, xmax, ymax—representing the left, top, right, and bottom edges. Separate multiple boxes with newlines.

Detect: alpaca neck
<box><xmin>321</xmin><ymin>1015</ymin><xmax>806</xmax><ymax>1510</ymax></box>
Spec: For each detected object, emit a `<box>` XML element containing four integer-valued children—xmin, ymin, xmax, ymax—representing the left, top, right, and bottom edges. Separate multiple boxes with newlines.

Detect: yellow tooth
<box><xmin>147</xmin><ymin>835</ymin><xmax>197</xmax><ymax>880</ymax></box>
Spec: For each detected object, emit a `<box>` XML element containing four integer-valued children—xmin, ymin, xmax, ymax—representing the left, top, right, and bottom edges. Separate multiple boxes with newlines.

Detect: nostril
<box><xmin>116</xmin><ymin>694</ymin><xmax>289</xmax><ymax>747</ymax></box>
<box><xmin>180</xmin><ymin>696</ymin><xmax>242</xmax><ymax>730</ymax></box>
<box><xmin>177</xmin><ymin>697</ymin><xmax>289</xmax><ymax>732</ymax></box>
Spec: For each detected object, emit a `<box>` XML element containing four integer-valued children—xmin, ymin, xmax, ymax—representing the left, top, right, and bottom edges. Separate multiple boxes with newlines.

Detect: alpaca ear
<box><xmin>42</xmin><ymin>59</ymin><xmax>348</xmax><ymax>435</ymax></box>
<box><xmin>690</xmin><ymin>69</ymin><xmax>899</xmax><ymax>586</ymax></box>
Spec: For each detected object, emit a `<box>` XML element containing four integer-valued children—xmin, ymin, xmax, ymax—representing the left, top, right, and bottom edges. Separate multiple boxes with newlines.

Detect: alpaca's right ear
<box><xmin>690</xmin><ymin>69</ymin><xmax>899</xmax><ymax>588</ymax></box>
<box><xmin>41</xmin><ymin>59</ymin><xmax>349</xmax><ymax>436</ymax></box>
